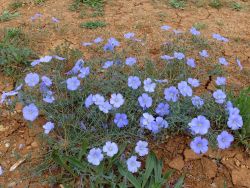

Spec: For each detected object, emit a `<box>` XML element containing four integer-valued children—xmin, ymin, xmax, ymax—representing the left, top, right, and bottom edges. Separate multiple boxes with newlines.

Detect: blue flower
<box><xmin>128</xmin><ymin>76</ymin><xmax>141</xmax><ymax>90</ymax></box>
<box><xmin>41</xmin><ymin>76</ymin><xmax>52</xmax><ymax>87</ymax></box>
<box><xmin>215</xmin><ymin>77</ymin><xmax>226</xmax><ymax>86</ymax></box>
<box><xmin>114</xmin><ymin>113</ymin><xmax>128</xmax><ymax>128</ymax></box>
<box><xmin>188</xmin><ymin>78</ymin><xmax>200</xmax><ymax>88</ymax></box>
<box><xmin>66</xmin><ymin>59</ymin><xmax>84</xmax><ymax>75</ymax></box>
<box><xmin>186</xmin><ymin>58</ymin><xmax>196</xmax><ymax>68</ymax></box>
<box><xmin>140</xmin><ymin>113</ymin><xmax>155</xmax><ymax>128</ymax></box>
<box><xmin>52</xmin><ymin>17</ymin><xmax>59</xmax><ymax>23</ymax></box>
<box><xmin>174</xmin><ymin>52</ymin><xmax>185</xmax><ymax>60</ymax></box>
<box><xmin>98</xmin><ymin>101</ymin><xmax>112</xmax><ymax>114</ymax></box>
<box><xmin>22</xmin><ymin>103</ymin><xmax>39</xmax><ymax>122</ymax></box>
<box><xmin>155</xmin><ymin>103</ymin><xmax>170</xmax><ymax>116</ymax></box>
<box><xmin>103</xmin><ymin>38</ymin><xmax>120</xmax><ymax>52</ymax></box>
<box><xmin>161</xmin><ymin>55</ymin><xmax>174</xmax><ymax>61</ymax></box>
<box><xmin>199</xmin><ymin>50</ymin><xmax>209</xmax><ymax>58</ymax></box>
<box><xmin>43</xmin><ymin>122</ymin><xmax>54</xmax><ymax>134</ymax></box>
<box><xmin>103</xmin><ymin>141</ymin><xmax>118</xmax><ymax>157</ymax></box>
<box><xmin>156</xmin><ymin>117</ymin><xmax>169</xmax><ymax>128</ymax></box>
<box><xmin>148</xmin><ymin>121</ymin><xmax>160</xmax><ymax>134</ymax></box>
<box><xmin>191</xmin><ymin>96</ymin><xmax>204</xmax><ymax>108</ymax></box>
<box><xmin>110</xmin><ymin>93</ymin><xmax>124</xmax><ymax>108</ymax></box>
<box><xmin>25</xmin><ymin>73</ymin><xmax>40</xmax><ymax>87</ymax></box>
<box><xmin>39</xmin><ymin>55</ymin><xmax>53</xmax><ymax>63</ymax></box>
<box><xmin>127</xmin><ymin>156</ymin><xmax>141</xmax><ymax>173</ymax></box>
<box><xmin>103</xmin><ymin>61</ymin><xmax>114</xmax><ymax>69</ymax></box>
<box><xmin>125</xmin><ymin>57</ymin><xmax>137</xmax><ymax>66</ymax></box>
<box><xmin>66</xmin><ymin>77</ymin><xmax>80</xmax><ymax>91</ymax></box>
<box><xmin>78</xmin><ymin>67</ymin><xmax>90</xmax><ymax>78</ymax></box>
<box><xmin>43</xmin><ymin>90</ymin><xmax>55</xmax><ymax>103</ymax></box>
<box><xmin>138</xmin><ymin>93</ymin><xmax>152</xmax><ymax>109</ymax></box>
<box><xmin>217</xmin><ymin>131</ymin><xmax>234</xmax><ymax>149</ymax></box>
<box><xmin>87</xmin><ymin>148</ymin><xmax>104</xmax><ymax>166</ymax></box>
<box><xmin>190</xmin><ymin>136</ymin><xmax>208</xmax><ymax>154</ymax></box>
<box><xmin>218</xmin><ymin>57</ymin><xmax>228</xmax><ymax>66</ymax></box>
<box><xmin>178</xmin><ymin>81</ymin><xmax>192</xmax><ymax>97</ymax></box>
<box><xmin>161</xmin><ymin>25</ymin><xmax>171</xmax><ymax>31</ymax></box>
<box><xmin>93</xmin><ymin>94</ymin><xmax>105</xmax><ymax>105</ymax></box>
<box><xmin>124</xmin><ymin>32</ymin><xmax>135</xmax><ymax>39</ymax></box>
<box><xmin>93</xmin><ymin>37</ymin><xmax>103</xmax><ymax>43</ymax></box>
<box><xmin>213</xmin><ymin>89</ymin><xmax>226</xmax><ymax>104</ymax></box>
<box><xmin>212</xmin><ymin>33</ymin><xmax>229</xmax><ymax>42</ymax></box>
<box><xmin>190</xmin><ymin>27</ymin><xmax>200</xmax><ymax>36</ymax></box>
<box><xmin>143</xmin><ymin>78</ymin><xmax>156</xmax><ymax>93</ymax></box>
<box><xmin>227</xmin><ymin>114</ymin><xmax>243</xmax><ymax>130</ymax></box>
<box><xmin>85</xmin><ymin>94</ymin><xmax>94</xmax><ymax>108</ymax></box>
<box><xmin>236</xmin><ymin>58</ymin><xmax>243</xmax><ymax>70</ymax></box>
<box><xmin>82</xmin><ymin>42</ymin><xmax>93</xmax><ymax>47</ymax></box>
<box><xmin>188</xmin><ymin>115</ymin><xmax>210</xmax><ymax>135</ymax></box>
<box><xmin>135</xmin><ymin>140</ymin><xmax>149</xmax><ymax>156</ymax></box>
<box><xmin>164</xmin><ymin>86</ymin><xmax>179</xmax><ymax>102</ymax></box>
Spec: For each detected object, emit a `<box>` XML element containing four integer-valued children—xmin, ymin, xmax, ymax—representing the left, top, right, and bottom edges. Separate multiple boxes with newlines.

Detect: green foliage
<box><xmin>0</xmin><ymin>10</ymin><xmax>19</xmax><ymax>22</ymax></box>
<box><xmin>230</xmin><ymin>87</ymin><xmax>250</xmax><ymax>147</ymax></box>
<box><xmin>0</xmin><ymin>28</ymin><xmax>36</xmax><ymax>77</ymax></box>
<box><xmin>169</xmin><ymin>0</ymin><xmax>185</xmax><ymax>9</ymax></box>
<box><xmin>15</xmin><ymin>30</ymin><xmax>237</xmax><ymax>186</ymax></box>
<box><xmin>209</xmin><ymin>0</ymin><xmax>222</xmax><ymax>9</ymax></box>
<box><xmin>118</xmin><ymin>152</ymin><xmax>184</xmax><ymax>188</ymax></box>
<box><xmin>231</xmin><ymin>2</ymin><xmax>242</xmax><ymax>11</ymax></box>
<box><xmin>9</xmin><ymin>1</ymin><xmax>23</xmax><ymax>10</ymax></box>
<box><xmin>34</xmin><ymin>0</ymin><xmax>46</xmax><ymax>4</ymax></box>
<box><xmin>80</xmin><ymin>21</ymin><xmax>106</xmax><ymax>29</ymax></box>
<box><xmin>193</xmin><ymin>22</ymin><xmax>207</xmax><ymax>30</ymax></box>
<box><xmin>70</xmin><ymin>0</ymin><xmax>104</xmax><ymax>14</ymax></box>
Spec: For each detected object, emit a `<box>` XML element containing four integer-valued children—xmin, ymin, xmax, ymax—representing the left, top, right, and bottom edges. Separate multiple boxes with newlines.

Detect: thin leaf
<box><xmin>117</xmin><ymin>163</ymin><xmax>141</xmax><ymax>188</ymax></box>
<box><xmin>51</xmin><ymin>150</ymin><xmax>76</xmax><ymax>176</ymax></box>
<box><xmin>174</xmin><ymin>175</ymin><xmax>185</xmax><ymax>188</ymax></box>
<box><xmin>142</xmin><ymin>152</ymin><xmax>155</xmax><ymax>187</ymax></box>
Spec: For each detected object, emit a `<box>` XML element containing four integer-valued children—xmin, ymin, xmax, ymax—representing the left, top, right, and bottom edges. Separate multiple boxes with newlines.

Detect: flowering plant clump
<box><xmin>1</xmin><ymin>26</ymin><xmax>245</xmax><ymax>186</ymax></box>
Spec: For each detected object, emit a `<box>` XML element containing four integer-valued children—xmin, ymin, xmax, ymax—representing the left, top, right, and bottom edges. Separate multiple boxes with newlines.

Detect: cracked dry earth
<box><xmin>0</xmin><ymin>0</ymin><xmax>250</xmax><ymax>187</ymax></box>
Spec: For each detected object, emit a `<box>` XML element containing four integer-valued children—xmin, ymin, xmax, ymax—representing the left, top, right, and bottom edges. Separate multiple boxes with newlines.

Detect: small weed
<box><xmin>230</xmin><ymin>87</ymin><xmax>250</xmax><ymax>148</ymax></box>
<box><xmin>193</xmin><ymin>22</ymin><xmax>207</xmax><ymax>30</ymax></box>
<box><xmin>9</xmin><ymin>1</ymin><xmax>23</xmax><ymax>10</ymax></box>
<box><xmin>169</xmin><ymin>0</ymin><xmax>186</xmax><ymax>9</ymax></box>
<box><xmin>0</xmin><ymin>10</ymin><xmax>20</xmax><ymax>22</ymax></box>
<box><xmin>231</xmin><ymin>2</ymin><xmax>242</xmax><ymax>11</ymax></box>
<box><xmin>193</xmin><ymin>0</ymin><xmax>206</xmax><ymax>7</ymax></box>
<box><xmin>34</xmin><ymin>0</ymin><xmax>46</xmax><ymax>4</ymax></box>
<box><xmin>209</xmin><ymin>0</ymin><xmax>222</xmax><ymax>9</ymax></box>
<box><xmin>80</xmin><ymin>21</ymin><xmax>106</xmax><ymax>29</ymax></box>
<box><xmin>0</xmin><ymin>28</ymin><xmax>36</xmax><ymax>77</ymax></box>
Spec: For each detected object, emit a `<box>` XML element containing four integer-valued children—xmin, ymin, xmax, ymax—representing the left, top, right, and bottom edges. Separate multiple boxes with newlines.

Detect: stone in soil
<box><xmin>201</xmin><ymin>158</ymin><xmax>217</xmax><ymax>179</ymax></box>
<box><xmin>169</xmin><ymin>155</ymin><xmax>185</xmax><ymax>171</ymax></box>
<box><xmin>184</xmin><ymin>149</ymin><xmax>202</xmax><ymax>161</ymax></box>
<box><xmin>231</xmin><ymin>167</ymin><xmax>250</xmax><ymax>187</ymax></box>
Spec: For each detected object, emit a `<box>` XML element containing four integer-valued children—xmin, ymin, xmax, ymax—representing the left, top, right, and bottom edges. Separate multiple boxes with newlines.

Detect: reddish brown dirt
<box><xmin>0</xmin><ymin>0</ymin><xmax>250</xmax><ymax>187</ymax></box>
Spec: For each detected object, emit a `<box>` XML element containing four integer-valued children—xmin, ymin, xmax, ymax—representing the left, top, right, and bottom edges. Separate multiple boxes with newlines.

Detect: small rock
<box><xmin>0</xmin><ymin>125</ymin><xmax>8</xmax><ymax>132</ymax></box>
<box><xmin>14</xmin><ymin>102</ymin><xmax>23</xmax><ymax>113</ymax></box>
<box><xmin>8</xmin><ymin>182</ymin><xmax>17</xmax><ymax>187</ymax></box>
<box><xmin>232</xmin><ymin>168</ymin><xmax>250</xmax><ymax>187</ymax></box>
<box><xmin>5</xmin><ymin>143</ymin><xmax>10</xmax><ymax>148</ymax></box>
<box><xmin>169</xmin><ymin>155</ymin><xmax>184</xmax><ymax>171</ymax></box>
<box><xmin>31</xmin><ymin>141</ymin><xmax>38</xmax><ymax>148</ymax></box>
<box><xmin>201</xmin><ymin>158</ymin><xmax>217</xmax><ymax>178</ymax></box>
<box><xmin>184</xmin><ymin>149</ymin><xmax>202</xmax><ymax>161</ymax></box>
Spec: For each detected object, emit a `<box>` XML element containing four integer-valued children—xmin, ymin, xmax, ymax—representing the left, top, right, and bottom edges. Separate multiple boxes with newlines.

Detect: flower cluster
<box><xmin>0</xmin><ymin>26</ymin><xmax>244</xmax><ymax>179</ymax></box>
<box><xmin>87</xmin><ymin>140</ymin><xmax>148</xmax><ymax>173</ymax></box>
